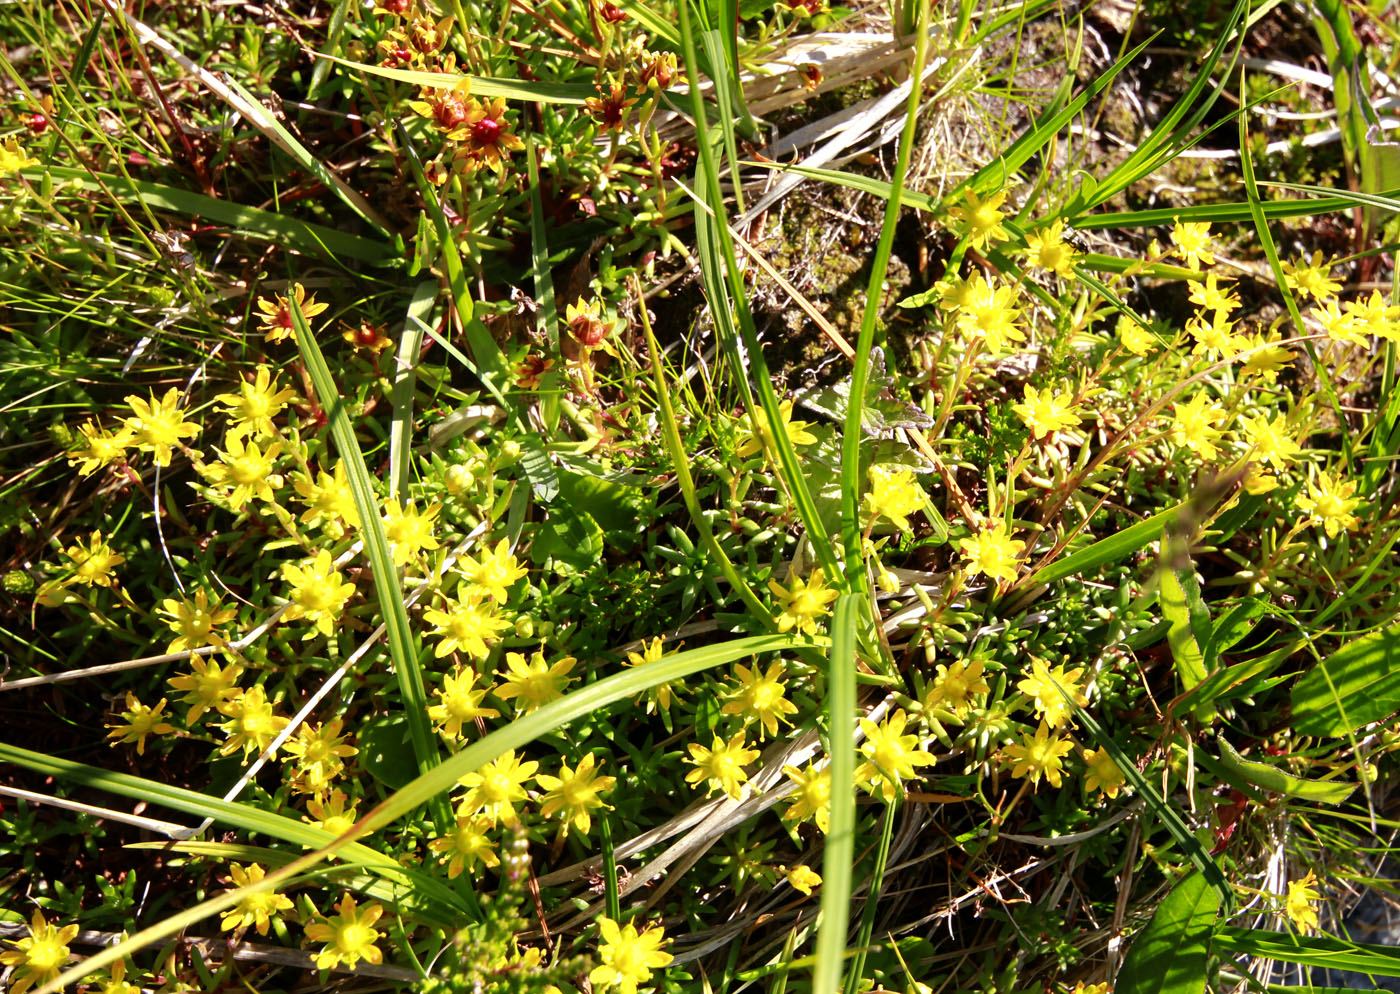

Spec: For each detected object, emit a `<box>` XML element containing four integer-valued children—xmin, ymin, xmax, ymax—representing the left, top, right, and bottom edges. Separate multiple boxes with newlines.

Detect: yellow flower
<box><xmin>158</xmin><ymin>589</ymin><xmax>238</xmax><ymax>654</ymax></box>
<box><xmin>62</xmin><ymin>530</ymin><xmax>125</xmax><ymax>587</ymax></box>
<box><xmin>857</xmin><ymin>708</ymin><xmax>934</xmax><ymax>802</ymax></box>
<box><xmin>66</xmin><ymin>420</ymin><xmax>132</xmax><ymax>476</ymax></box>
<box><xmin>1117</xmin><ymin>316</ymin><xmax>1158</xmax><ymax>356</ymax></box>
<box><xmin>219</xmin><ymin>862</ymin><xmax>294</xmax><ymax>935</ymax></box>
<box><xmin>589</xmin><ymin>916</ymin><xmax>674</xmax><ymax>994</ymax></box>
<box><xmin>282</xmin><ymin>549</ymin><xmax>357</xmax><ymax>638</ymax></box>
<box><xmin>1239</xmin><ymin>333</ymin><xmax>1296</xmax><ymax>382</ymax></box>
<box><xmin>1012</xmin><ymin>384</ymin><xmax>1084</xmax><ymax>440</ymax></box>
<box><xmin>0</xmin><ymin>909</ymin><xmax>79</xmax><ymax>994</ymax></box>
<box><xmin>122</xmin><ymin>388</ymin><xmax>200</xmax><ymax>467</ymax></box>
<box><xmin>451</xmin><ymin>96</ymin><xmax>526</xmax><ymax>173</ymax></box>
<box><xmin>1242</xmin><ymin>461</ymin><xmax>1278</xmax><ymax>495</ymax></box>
<box><xmin>1185</xmin><ymin>309</ymin><xmax>1245</xmax><ymax>360</ymax></box>
<box><xmin>304</xmin><ymin>789</ymin><xmax>359</xmax><ymax>837</ymax></box>
<box><xmin>455</xmin><ymin>538</ymin><xmax>528</xmax><ymax>602</ymax></box>
<box><xmin>495</xmin><ymin>650</ymin><xmax>577</xmax><ymax>713</ymax></box>
<box><xmin>625</xmin><ymin>636</ymin><xmax>686</xmax><ymax>714</ymax></box>
<box><xmin>167</xmin><ymin>654</ymin><xmax>244</xmax><ymax>724</ymax></box>
<box><xmin>1016</xmin><ymin>659</ymin><xmax>1089</xmax><ymax>729</ymax></box>
<box><xmin>956</xmin><ymin>273</ymin><xmax>1025</xmax><ymax>354</ymax></box>
<box><xmin>1169</xmin><ymin>393</ymin><xmax>1228</xmax><ymax>461</ymax></box>
<box><xmin>283</xmin><ymin>718</ymin><xmax>358</xmax><ymax>796</ymax></box>
<box><xmin>1314</xmin><ymin>298</ymin><xmax>1366</xmax><ymax>345</ymax></box>
<box><xmin>958</xmin><ymin>522</ymin><xmax>1025</xmax><ymax>583</ymax></box>
<box><xmin>429</xmin><ymin>813</ymin><xmax>499</xmax><ymax>878</ymax></box>
<box><xmin>768</xmin><ymin>566</ymin><xmax>839</xmax><ymax>636</ymax></box>
<box><xmin>106</xmin><ymin>692</ymin><xmax>176</xmax><ymax>755</ymax></box>
<box><xmin>565</xmin><ymin>296</ymin><xmax>610</xmax><ymax>348</ymax></box>
<box><xmin>294</xmin><ymin>462</ymin><xmax>360</xmax><ymax>531</ymax></box>
<box><xmin>424</xmin><ymin>591</ymin><xmax>511</xmax><ymax>659</ymax></box>
<box><xmin>784</xmin><ymin>864</ymin><xmax>823</xmax><ymax>896</ymax></box>
<box><xmin>924</xmin><ymin>657</ymin><xmax>990</xmax><ymax>716</ymax></box>
<box><xmin>1239</xmin><ymin>413</ymin><xmax>1301</xmax><ymax>469</ymax></box>
<box><xmin>1169</xmin><ymin>219</ymin><xmax>1215</xmax><ymax>271</ymax></box>
<box><xmin>1294</xmin><ymin>469</ymin><xmax>1360</xmax><ymax>537</ymax></box>
<box><xmin>456</xmin><ymin>749</ymin><xmax>538</xmax><ymax>826</ymax></box>
<box><xmin>1280</xmin><ymin>251</ymin><xmax>1341</xmax><ymax>302</ymax></box>
<box><xmin>428</xmin><ymin>668</ymin><xmax>500</xmax><ymax>738</ymax></box>
<box><xmin>1345</xmin><ymin>289</ymin><xmax>1400</xmax><ymax>342</ymax></box>
<box><xmin>1083</xmin><ymin>746</ymin><xmax>1127</xmax><ymax>798</ymax></box>
<box><xmin>216</xmin><ymin>685</ymin><xmax>288</xmax><ymax>758</ymax></box>
<box><xmin>200</xmin><ymin>435</ymin><xmax>283</xmax><ymax>511</ymax></box>
<box><xmin>685</xmin><ymin>731</ymin><xmax>760</xmax><ymax>801</ymax></box>
<box><xmin>257</xmin><ymin>282</ymin><xmax>329</xmax><ymax>345</ymax></box>
<box><xmin>948</xmin><ymin>187</ymin><xmax>1010</xmax><ymax>250</ymax></box>
<box><xmin>1283</xmin><ymin>870</ymin><xmax>1322</xmax><ymax>933</ymax></box>
<box><xmin>736</xmin><ymin>398</ymin><xmax>818</xmax><ymax>460</ymax></box>
<box><xmin>1024</xmin><ymin>219</ymin><xmax>1077</xmax><ymax>277</ymax></box>
<box><xmin>865</xmin><ymin>465</ymin><xmax>924</xmax><ymax>531</ymax></box>
<box><xmin>214</xmin><ymin>365</ymin><xmax>297</xmax><ymax>438</ymax></box>
<box><xmin>1187</xmin><ymin>272</ymin><xmax>1241</xmax><ymax>315</ymax></box>
<box><xmin>720</xmin><ymin>661</ymin><xmax>800</xmax><ymax>739</ymax></box>
<box><xmin>304</xmin><ymin>893</ymin><xmax>385</xmax><ymax>971</ymax></box>
<box><xmin>1002</xmin><ymin>722</ymin><xmax>1074</xmax><ymax>787</ymax></box>
<box><xmin>781</xmin><ymin>762</ymin><xmax>831</xmax><ymax>833</ymax></box>
<box><xmin>0</xmin><ymin>137</ymin><xmax>40</xmax><ymax>175</ymax></box>
<box><xmin>381</xmin><ymin>498</ymin><xmax>441</xmax><ymax>566</ymax></box>
<box><xmin>536</xmin><ymin>753</ymin><xmax>616</xmax><ymax>838</ymax></box>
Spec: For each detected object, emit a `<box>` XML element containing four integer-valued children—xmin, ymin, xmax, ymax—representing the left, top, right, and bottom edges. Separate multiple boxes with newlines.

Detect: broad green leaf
<box><xmin>1027</xmin><ymin>502</ymin><xmax>1184</xmax><ymax>585</ymax></box>
<box><xmin>1211</xmin><ymin>735</ymin><xmax>1356</xmax><ymax>805</ymax></box>
<box><xmin>1214</xmin><ymin>927</ymin><xmax>1400</xmax><ymax>977</ymax></box>
<box><xmin>1210</xmin><ymin>598</ymin><xmax>1269</xmax><ymax>655</ymax></box>
<box><xmin>1116</xmin><ymin>871</ymin><xmax>1220</xmax><ymax>994</ymax></box>
<box><xmin>1290</xmin><ymin>621</ymin><xmax>1400</xmax><ymax>737</ymax></box>
<box><xmin>1159</xmin><ymin>537</ymin><xmax>1212</xmax><ymax>709</ymax></box>
<box><xmin>357</xmin><ymin>713</ymin><xmax>421</xmax><ymax>790</ymax></box>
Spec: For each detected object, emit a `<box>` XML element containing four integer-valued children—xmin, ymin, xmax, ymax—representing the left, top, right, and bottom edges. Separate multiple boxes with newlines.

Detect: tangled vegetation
<box><xmin>1</xmin><ymin>0</ymin><xmax>1399</xmax><ymax>993</ymax></box>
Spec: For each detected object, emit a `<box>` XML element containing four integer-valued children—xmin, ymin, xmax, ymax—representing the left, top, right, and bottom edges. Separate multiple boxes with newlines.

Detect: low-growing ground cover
<box><xmin>1</xmin><ymin>1</ymin><xmax>1399</xmax><ymax>993</ymax></box>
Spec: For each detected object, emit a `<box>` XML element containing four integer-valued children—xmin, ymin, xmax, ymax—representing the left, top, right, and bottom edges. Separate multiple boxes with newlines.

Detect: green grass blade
<box><xmin>29</xmin><ymin>633</ymin><xmax>808</xmax><ymax>994</ymax></box>
<box><xmin>317</xmin><ymin>54</ymin><xmax>593</xmax><ymax>103</ymax></box>
<box><xmin>839</xmin><ymin>0</ymin><xmax>929</xmax><ymax>589</ymax></box>
<box><xmin>27</xmin><ymin>167</ymin><xmax>394</xmax><ymax>264</ymax></box>
<box><xmin>527</xmin><ymin>140</ymin><xmax>562</xmax><ymax>432</ymax></box>
<box><xmin>699</xmin><ymin>30</ymin><xmax>747</xmax><ymax>214</ymax></box>
<box><xmin>290</xmin><ymin>297</ymin><xmax>440</xmax><ymax>793</ymax></box>
<box><xmin>1063</xmin><ymin>695</ymin><xmax>1233</xmax><ymax>905</ymax></box>
<box><xmin>390</xmin><ymin>280</ymin><xmax>437</xmax><ymax>500</ymax></box>
<box><xmin>1026</xmin><ymin>502</ymin><xmax>1185</xmax><ymax>585</ymax></box>
<box><xmin>1214</xmin><ymin>927</ymin><xmax>1400</xmax><ymax>977</ymax></box>
<box><xmin>1116</xmin><ymin>870</ymin><xmax>1219</xmax><ymax>994</ymax></box>
<box><xmin>677</xmin><ymin>1</ymin><xmax>841</xmax><ymax>583</ymax></box>
<box><xmin>0</xmin><ymin>740</ymin><xmax>465</xmax><ymax>920</ymax></box>
<box><xmin>813</xmin><ymin>592</ymin><xmax>859</xmax><ymax>994</ymax></box>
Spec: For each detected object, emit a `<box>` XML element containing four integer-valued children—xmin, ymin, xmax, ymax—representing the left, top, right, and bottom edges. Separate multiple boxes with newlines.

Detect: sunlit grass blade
<box><xmin>389</xmin><ymin>280</ymin><xmax>437</xmax><ymax>500</ymax></box>
<box><xmin>23</xmin><ymin>167</ymin><xmax>395</xmax><ymax>264</ymax></box>
<box><xmin>397</xmin><ymin>123</ymin><xmax>514</xmax><ymax>408</ymax></box>
<box><xmin>814</xmin><ymin>591</ymin><xmax>859</xmax><ymax>994</ymax></box>
<box><xmin>840</xmin><ymin>0</ymin><xmax>928</xmax><ymax>590</ymax></box>
<box><xmin>527</xmin><ymin>140</ymin><xmax>562</xmax><ymax>432</ymax></box>
<box><xmin>30</xmin><ymin>633</ymin><xmax>810</xmax><ymax>994</ymax></box>
<box><xmin>316</xmin><ymin>54</ymin><xmax>594</xmax><ymax>103</ymax></box>
<box><xmin>290</xmin><ymin>296</ymin><xmax>440</xmax><ymax>796</ymax></box>
<box><xmin>0</xmin><ymin>740</ymin><xmax>466</xmax><ymax>922</ymax></box>
<box><xmin>1062</xmin><ymin>694</ymin><xmax>1233</xmax><ymax>906</ymax></box>
<box><xmin>677</xmin><ymin>0</ymin><xmax>842</xmax><ymax>585</ymax></box>
<box><xmin>1214</xmin><ymin>926</ymin><xmax>1400</xmax><ymax>977</ymax></box>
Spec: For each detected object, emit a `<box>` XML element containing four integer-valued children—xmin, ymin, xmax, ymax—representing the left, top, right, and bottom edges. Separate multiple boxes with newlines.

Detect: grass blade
<box><xmin>390</xmin><ymin>280</ymin><xmax>437</xmax><ymax>500</ymax></box>
<box><xmin>290</xmin><ymin>297</ymin><xmax>440</xmax><ymax>793</ymax></box>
